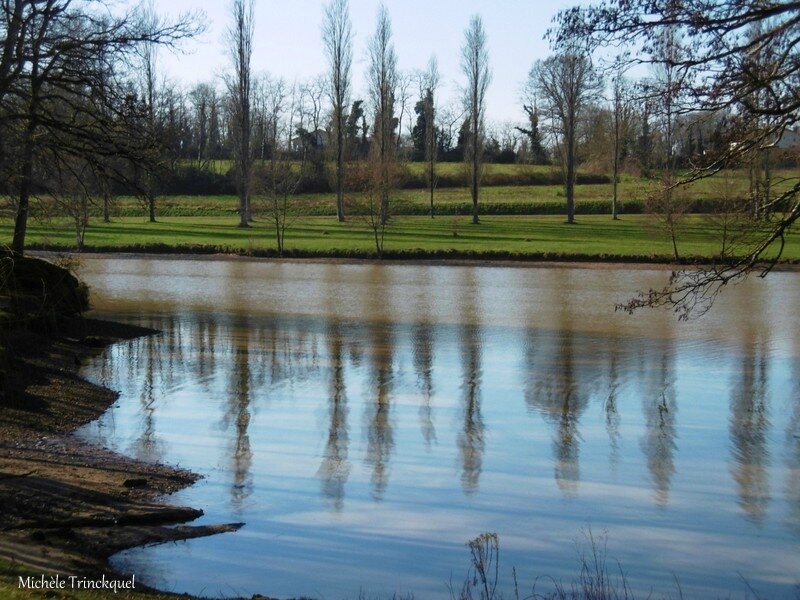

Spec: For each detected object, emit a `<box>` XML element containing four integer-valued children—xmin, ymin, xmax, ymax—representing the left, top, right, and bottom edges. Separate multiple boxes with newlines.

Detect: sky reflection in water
<box><xmin>76</xmin><ymin>258</ymin><xmax>800</xmax><ymax>599</ymax></box>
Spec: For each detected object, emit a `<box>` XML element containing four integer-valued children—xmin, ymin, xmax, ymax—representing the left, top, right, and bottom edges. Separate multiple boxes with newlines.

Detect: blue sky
<box><xmin>156</xmin><ymin>0</ymin><xmax>579</xmax><ymax>123</ymax></box>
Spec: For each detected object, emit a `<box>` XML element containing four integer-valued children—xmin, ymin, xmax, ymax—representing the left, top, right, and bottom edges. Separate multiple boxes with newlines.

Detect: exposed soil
<box><xmin>0</xmin><ymin>318</ymin><xmax>241</xmax><ymax>580</ymax></box>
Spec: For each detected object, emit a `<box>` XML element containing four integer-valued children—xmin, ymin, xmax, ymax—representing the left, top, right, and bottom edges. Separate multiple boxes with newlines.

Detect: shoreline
<box><xmin>0</xmin><ymin>318</ymin><xmax>241</xmax><ymax>593</ymax></box>
<box><xmin>29</xmin><ymin>248</ymin><xmax>800</xmax><ymax>272</ymax></box>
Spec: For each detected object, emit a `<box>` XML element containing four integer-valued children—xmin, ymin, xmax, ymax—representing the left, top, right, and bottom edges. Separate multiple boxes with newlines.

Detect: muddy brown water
<box><xmin>75</xmin><ymin>257</ymin><xmax>800</xmax><ymax>599</ymax></box>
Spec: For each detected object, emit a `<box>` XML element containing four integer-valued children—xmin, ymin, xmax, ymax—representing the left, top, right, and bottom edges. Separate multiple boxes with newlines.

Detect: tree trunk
<box><xmin>379</xmin><ymin>114</ymin><xmax>389</xmax><ymax>226</ymax></box>
<box><xmin>103</xmin><ymin>188</ymin><xmax>110</xmax><ymax>223</ymax></box>
<box><xmin>427</xmin><ymin>119</ymin><xmax>435</xmax><ymax>219</ymax></box>
<box><xmin>612</xmin><ymin>172</ymin><xmax>619</xmax><ymax>220</ymax></box>
<box><xmin>380</xmin><ymin>187</ymin><xmax>389</xmax><ymax>226</ymax></box>
<box><xmin>238</xmin><ymin>193</ymin><xmax>249</xmax><ymax>227</ymax></box>
<box><xmin>148</xmin><ymin>191</ymin><xmax>156</xmax><ymax>223</ymax></box>
<box><xmin>12</xmin><ymin>183</ymin><xmax>31</xmax><ymax>255</ymax></box>
<box><xmin>471</xmin><ymin>158</ymin><xmax>479</xmax><ymax>224</ymax></box>
<box><xmin>471</xmin><ymin>115</ymin><xmax>479</xmax><ymax>225</ymax></box>
<box><xmin>566</xmin><ymin>123</ymin><xmax>576</xmax><ymax>224</ymax></box>
<box><xmin>238</xmin><ymin>157</ymin><xmax>250</xmax><ymax>227</ymax></box>
<box><xmin>429</xmin><ymin>171</ymin><xmax>435</xmax><ymax>219</ymax></box>
<box><xmin>612</xmin><ymin>110</ymin><xmax>620</xmax><ymax>220</ymax></box>
<box><xmin>11</xmin><ymin>115</ymin><xmax>37</xmax><ymax>255</ymax></box>
<box><xmin>336</xmin><ymin>115</ymin><xmax>345</xmax><ymax>222</ymax></box>
<box><xmin>763</xmin><ymin>148</ymin><xmax>771</xmax><ymax>219</ymax></box>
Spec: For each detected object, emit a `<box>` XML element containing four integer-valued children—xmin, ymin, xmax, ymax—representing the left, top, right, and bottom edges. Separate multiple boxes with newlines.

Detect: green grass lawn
<box><xmin>6</xmin><ymin>213</ymin><xmax>796</xmax><ymax>262</ymax></box>
<box><xmin>100</xmin><ymin>184</ymin><xmax>646</xmax><ymax>217</ymax></box>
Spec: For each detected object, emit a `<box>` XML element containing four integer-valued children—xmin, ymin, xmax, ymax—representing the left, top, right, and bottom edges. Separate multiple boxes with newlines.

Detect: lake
<box><xmin>75</xmin><ymin>257</ymin><xmax>800</xmax><ymax>599</ymax></box>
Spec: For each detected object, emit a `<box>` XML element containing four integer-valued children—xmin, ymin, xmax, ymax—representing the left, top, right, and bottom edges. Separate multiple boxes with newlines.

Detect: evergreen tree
<box><xmin>516</xmin><ymin>103</ymin><xmax>548</xmax><ymax>164</ymax></box>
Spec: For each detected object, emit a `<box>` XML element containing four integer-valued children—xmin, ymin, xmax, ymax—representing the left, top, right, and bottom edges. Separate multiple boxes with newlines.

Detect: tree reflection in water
<box><xmin>787</xmin><ymin>355</ymin><xmax>800</xmax><ymax>535</ymax></box>
<box><xmin>317</xmin><ymin>320</ymin><xmax>350</xmax><ymax>510</ymax></box>
<box><xmin>132</xmin><ymin>319</ymin><xmax>167</xmax><ymax>464</ymax></box>
<box><xmin>605</xmin><ymin>337</ymin><xmax>622</xmax><ymax>474</ymax></box>
<box><xmin>458</xmin><ymin>321</ymin><xmax>484</xmax><ymax>495</ymax></box>
<box><xmin>364</xmin><ymin>321</ymin><xmax>395</xmax><ymax>501</ymax></box>
<box><xmin>457</xmin><ymin>270</ymin><xmax>484</xmax><ymax>495</ymax></box>
<box><xmin>524</xmin><ymin>301</ymin><xmax>595</xmax><ymax>497</ymax></box>
<box><xmin>223</xmin><ymin>320</ymin><xmax>254</xmax><ymax>513</ymax></box>
<box><xmin>639</xmin><ymin>338</ymin><xmax>677</xmax><ymax>508</ymax></box>
<box><xmin>785</xmin><ymin>307</ymin><xmax>800</xmax><ymax>535</ymax></box>
<box><xmin>72</xmin><ymin>260</ymin><xmax>800</xmax><ymax>600</ymax></box>
<box><xmin>729</xmin><ymin>338</ymin><xmax>771</xmax><ymax>523</ymax></box>
<box><xmin>82</xmin><ymin>300</ymin><xmax>799</xmax><ymax>520</ymax></box>
<box><xmin>413</xmin><ymin>321</ymin><xmax>436</xmax><ymax>450</ymax></box>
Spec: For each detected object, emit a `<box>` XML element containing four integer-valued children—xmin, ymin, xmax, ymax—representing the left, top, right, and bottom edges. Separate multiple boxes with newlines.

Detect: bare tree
<box><xmin>253</xmin><ymin>74</ymin><xmax>286</xmax><ymax>163</ymax></box>
<box><xmin>322</xmin><ymin>0</ymin><xmax>352</xmax><ymax>222</ymax></box>
<box><xmin>528</xmin><ymin>49</ymin><xmax>601</xmax><ymax>224</ymax></box>
<box><xmin>461</xmin><ymin>15</ymin><xmax>491</xmax><ymax>225</ymax></box>
<box><xmin>138</xmin><ymin>0</ymin><xmax>160</xmax><ymax>223</ymax></box>
<box><xmin>744</xmin><ymin>15</ymin><xmax>779</xmax><ymax>221</ymax></box>
<box><xmin>354</xmin><ymin>162</ymin><xmax>389</xmax><ymax>257</ymax></box>
<box><xmin>438</xmin><ymin>100</ymin><xmax>466</xmax><ymax>159</ymax></box>
<box><xmin>299</xmin><ymin>75</ymin><xmax>326</xmax><ymax>137</ymax></box>
<box><xmin>647</xmin><ymin>26</ymin><xmax>691</xmax><ymax>259</ymax></box>
<box><xmin>367</xmin><ymin>4</ymin><xmax>398</xmax><ymax>226</ymax></box>
<box><xmin>610</xmin><ymin>71</ymin><xmax>633</xmax><ymax>220</ymax></box>
<box><xmin>252</xmin><ymin>75</ymin><xmax>269</xmax><ymax>162</ymax></box>
<box><xmin>419</xmin><ymin>56</ymin><xmax>440</xmax><ymax>217</ymax></box>
<box><xmin>552</xmin><ymin>0</ymin><xmax>800</xmax><ymax>317</ymax></box>
<box><xmin>50</xmin><ymin>158</ymin><xmax>99</xmax><ymax>251</ymax></box>
<box><xmin>226</xmin><ymin>0</ymin><xmax>254</xmax><ymax>228</ymax></box>
<box><xmin>260</xmin><ymin>84</ymin><xmax>303</xmax><ymax>256</ymax></box>
<box><xmin>395</xmin><ymin>70</ymin><xmax>413</xmax><ymax>153</ymax></box>
<box><xmin>297</xmin><ymin>75</ymin><xmax>327</xmax><ymax>178</ymax></box>
<box><xmin>188</xmin><ymin>82</ymin><xmax>218</xmax><ymax>165</ymax></box>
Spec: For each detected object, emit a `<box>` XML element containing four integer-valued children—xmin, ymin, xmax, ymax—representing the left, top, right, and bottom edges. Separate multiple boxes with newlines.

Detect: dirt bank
<box><xmin>31</xmin><ymin>249</ymin><xmax>800</xmax><ymax>272</ymax></box>
<box><xmin>0</xmin><ymin>317</ymin><xmax>241</xmax><ymax>582</ymax></box>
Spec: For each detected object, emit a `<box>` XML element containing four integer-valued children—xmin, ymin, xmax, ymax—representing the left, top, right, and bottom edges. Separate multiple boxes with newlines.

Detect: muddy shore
<box><xmin>0</xmin><ymin>317</ymin><xmax>241</xmax><ymax>584</ymax></box>
<box><xmin>29</xmin><ymin>249</ymin><xmax>800</xmax><ymax>272</ymax></box>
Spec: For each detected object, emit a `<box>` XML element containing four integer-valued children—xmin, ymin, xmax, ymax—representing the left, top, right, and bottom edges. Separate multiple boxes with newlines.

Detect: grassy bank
<box><xmin>6</xmin><ymin>214</ymin><xmax>798</xmax><ymax>263</ymax></box>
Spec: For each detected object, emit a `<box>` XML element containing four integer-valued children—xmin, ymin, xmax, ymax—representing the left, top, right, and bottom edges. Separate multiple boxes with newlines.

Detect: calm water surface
<box><xmin>75</xmin><ymin>257</ymin><xmax>800</xmax><ymax>599</ymax></box>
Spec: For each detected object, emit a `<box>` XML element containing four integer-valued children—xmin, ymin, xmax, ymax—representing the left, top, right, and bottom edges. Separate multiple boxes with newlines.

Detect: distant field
<box><xmin>406</xmin><ymin>162</ymin><xmax>559</xmax><ymax>177</ymax></box>
<box><xmin>184</xmin><ymin>159</ymin><xmax>564</xmax><ymax>177</ymax></box>
<box><xmin>177</xmin><ymin>160</ymin><xmax>795</xmax><ymax>188</ymax></box>
<box><xmin>52</xmin><ymin>167</ymin><xmax>797</xmax><ymax>218</ymax></box>
<box><xmin>8</xmin><ymin>165</ymin><xmax>796</xmax><ymax>261</ymax></box>
<box><xmin>7</xmin><ymin>214</ymin><xmax>796</xmax><ymax>262</ymax></box>
<box><xmin>91</xmin><ymin>183</ymin><xmax>653</xmax><ymax>217</ymax></box>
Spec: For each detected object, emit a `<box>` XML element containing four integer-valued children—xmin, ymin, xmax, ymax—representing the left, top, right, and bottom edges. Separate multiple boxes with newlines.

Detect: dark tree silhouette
<box><xmin>1</xmin><ymin>0</ymin><xmax>200</xmax><ymax>254</ymax></box>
